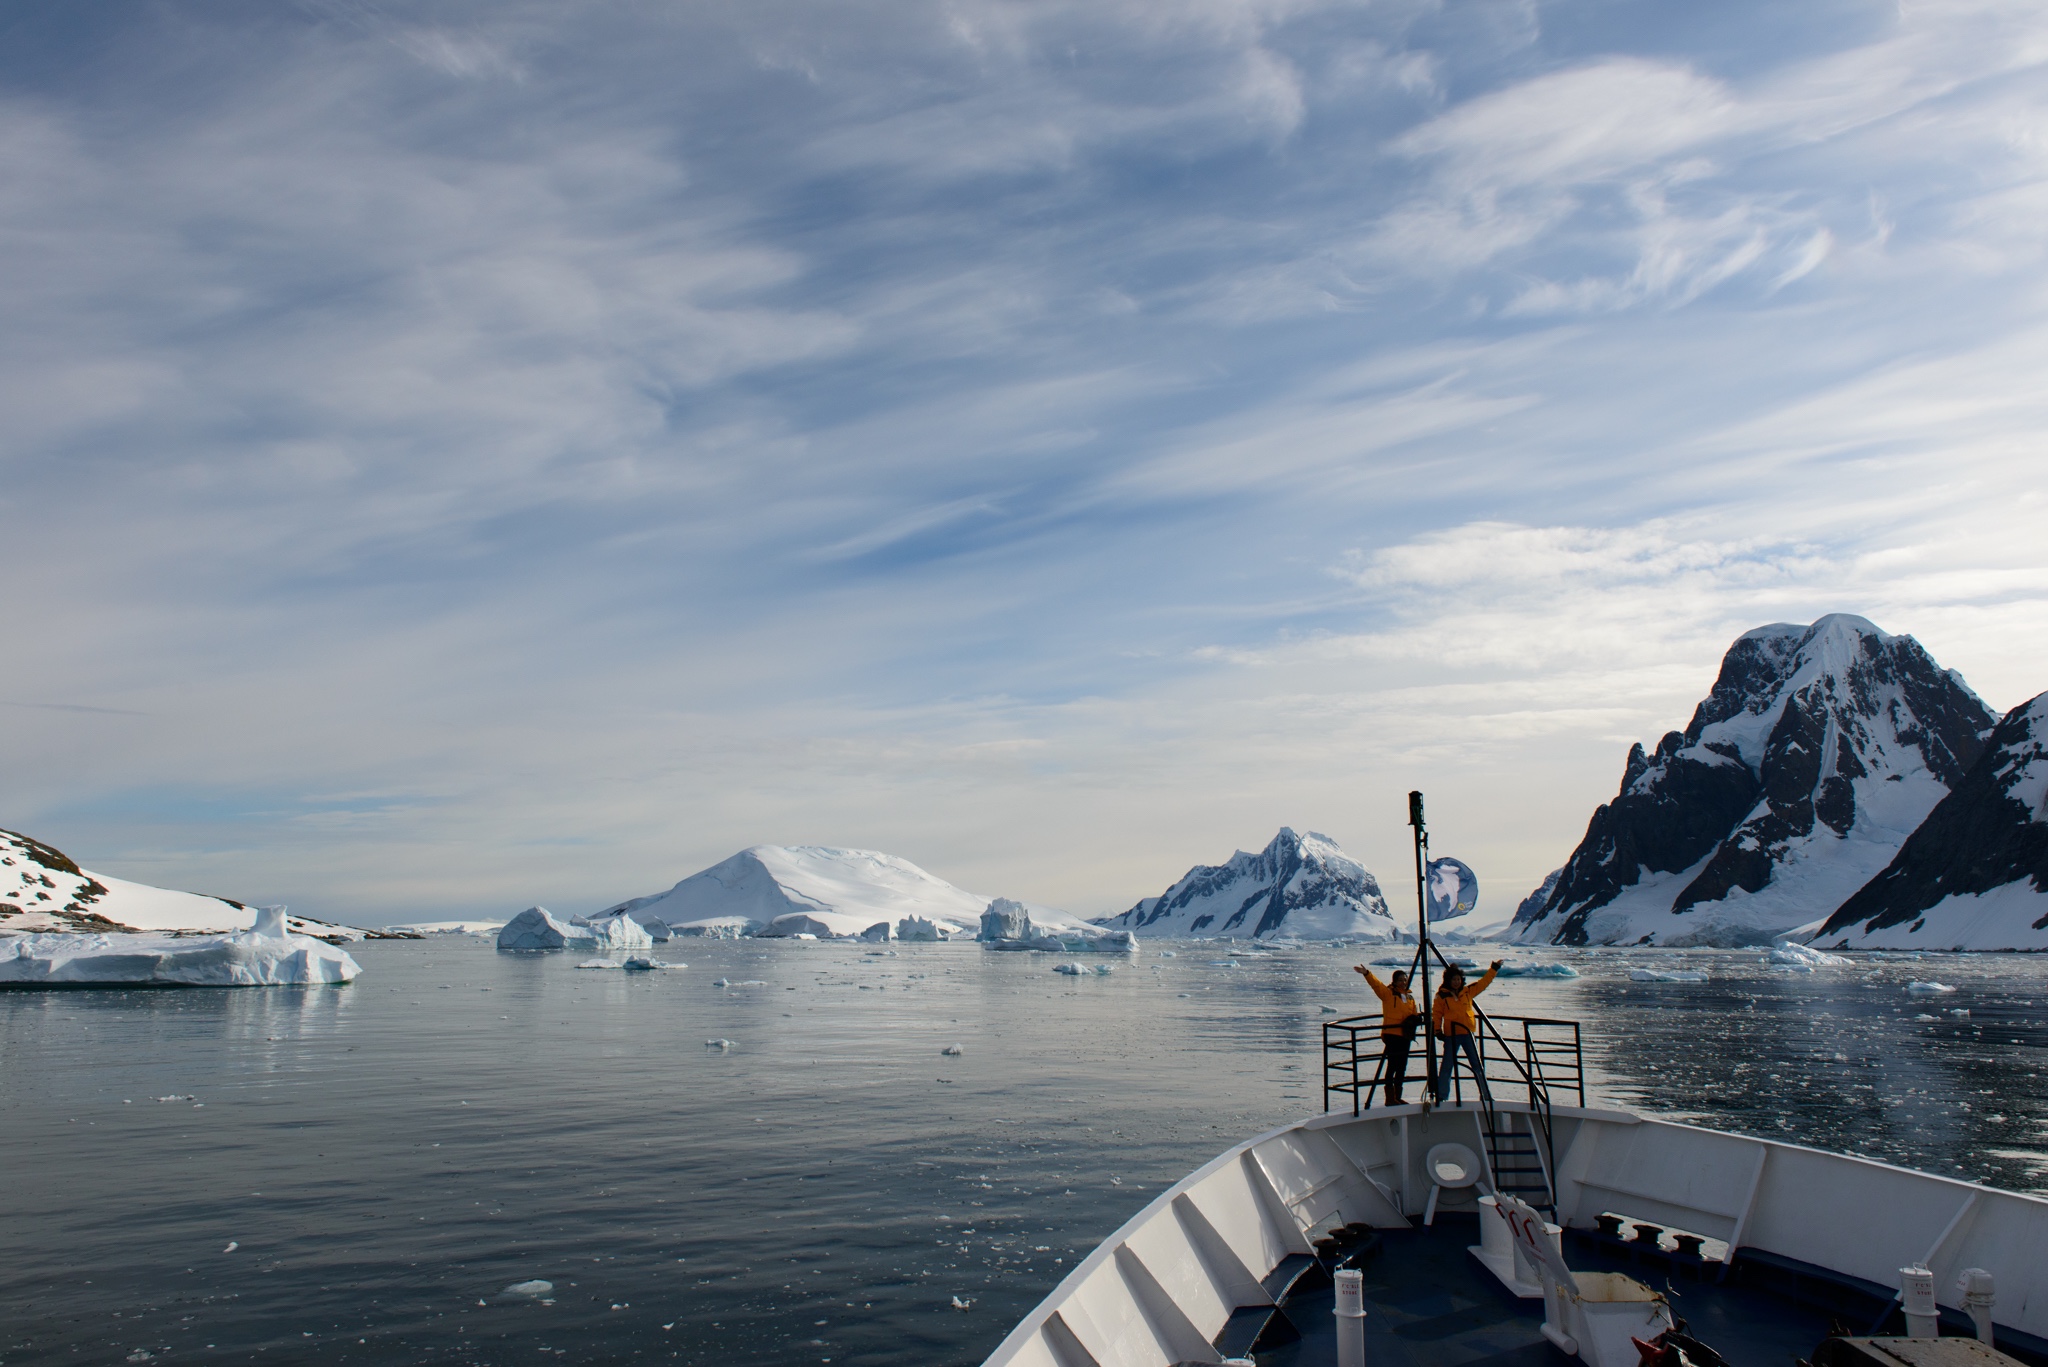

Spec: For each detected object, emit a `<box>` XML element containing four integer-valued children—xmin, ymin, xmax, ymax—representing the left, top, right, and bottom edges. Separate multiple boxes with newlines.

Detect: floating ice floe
<box><xmin>1770</xmin><ymin>942</ymin><xmax>1850</xmax><ymax>969</ymax></box>
<box><xmin>705</xmin><ymin>1037</ymin><xmax>735</xmax><ymax>1049</ymax></box>
<box><xmin>1052</xmin><ymin>962</ymin><xmax>1115</xmax><ymax>976</ymax></box>
<box><xmin>1906</xmin><ymin>981</ymin><xmax>1957</xmax><ymax>994</ymax></box>
<box><xmin>1629</xmin><ymin>968</ymin><xmax>1707</xmax><ymax>983</ymax></box>
<box><xmin>941</xmin><ymin>1044</ymin><xmax>964</xmax><ymax>1056</ymax></box>
<box><xmin>504</xmin><ymin>1280</ymin><xmax>553</xmax><ymax>1297</ymax></box>
<box><xmin>0</xmin><ymin>907</ymin><xmax>361</xmax><ymax>987</ymax></box>
<box><xmin>1495</xmin><ymin>962</ymin><xmax>1578</xmax><ymax>979</ymax></box>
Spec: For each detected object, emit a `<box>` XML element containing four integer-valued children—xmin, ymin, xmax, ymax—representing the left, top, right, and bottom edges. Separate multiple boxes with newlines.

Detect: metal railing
<box><xmin>1322</xmin><ymin>1010</ymin><xmax>1582</xmax><ymax>1214</ymax></box>
<box><xmin>1321</xmin><ymin>1010</ymin><xmax>1582</xmax><ymax>1114</ymax></box>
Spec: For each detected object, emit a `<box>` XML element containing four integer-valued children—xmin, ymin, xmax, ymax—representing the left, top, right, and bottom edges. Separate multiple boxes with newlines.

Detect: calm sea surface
<box><xmin>4</xmin><ymin>940</ymin><xmax>2046</xmax><ymax>1366</ymax></box>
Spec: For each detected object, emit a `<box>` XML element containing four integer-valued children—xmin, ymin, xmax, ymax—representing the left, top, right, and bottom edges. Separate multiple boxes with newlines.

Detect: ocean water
<box><xmin>3</xmin><ymin>939</ymin><xmax>2045</xmax><ymax>1367</ymax></box>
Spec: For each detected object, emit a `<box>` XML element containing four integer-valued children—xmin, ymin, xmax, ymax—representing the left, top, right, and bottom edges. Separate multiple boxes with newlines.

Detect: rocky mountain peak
<box><xmin>1513</xmin><ymin>616</ymin><xmax>1998</xmax><ymax>947</ymax></box>
<box><xmin>1098</xmin><ymin>827</ymin><xmax>1391</xmax><ymax>940</ymax></box>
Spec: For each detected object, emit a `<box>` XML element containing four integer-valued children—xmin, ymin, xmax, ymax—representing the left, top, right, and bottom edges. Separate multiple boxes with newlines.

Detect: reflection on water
<box><xmin>2</xmin><ymin>940</ymin><xmax>2043</xmax><ymax>1366</ymax></box>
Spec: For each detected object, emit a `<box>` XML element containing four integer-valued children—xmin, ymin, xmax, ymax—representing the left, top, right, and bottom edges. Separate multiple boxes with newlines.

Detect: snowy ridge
<box><xmin>1511</xmin><ymin>616</ymin><xmax>1998</xmax><ymax>947</ymax></box>
<box><xmin>598</xmin><ymin>845</ymin><xmax>991</xmax><ymax>939</ymax></box>
<box><xmin>1817</xmin><ymin>691</ymin><xmax>2048</xmax><ymax>950</ymax></box>
<box><xmin>1096</xmin><ymin>828</ymin><xmax>1393</xmax><ymax>940</ymax></box>
<box><xmin>0</xmin><ymin>828</ymin><xmax>377</xmax><ymax>943</ymax></box>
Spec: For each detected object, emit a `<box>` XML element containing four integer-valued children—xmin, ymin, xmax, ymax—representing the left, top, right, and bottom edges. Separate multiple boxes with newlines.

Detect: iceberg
<box><xmin>1770</xmin><ymin>941</ymin><xmax>1849</xmax><ymax>968</ymax></box>
<box><xmin>895</xmin><ymin>916</ymin><xmax>948</xmax><ymax>941</ymax></box>
<box><xmin>672</xmin><ymin>916</ymin><xmax>756</xmax><ymax>939</ymax></box>
<box><xmin>0</xmin><ymin>906</ymin><xmax>362</xmax><ymax>987</ymax></box>
<box><xmin>977</xmin><ymin>898</ymin><xmax>1134</xmax><ymax>954</ymax></box>
<box><xmin>1629</xmin><ymin>967</ymin><xmax>1707</xmax><ymax>983</ymax></box>
<box><xmin>1496</xmin><ymin>962</ymin><xmax>1579</xmax><ymax>979</ymax></box>
<box><xmin>496</xmin><ymin>907</ymin><xmax>602</xmax><ymax>950</ymax></box>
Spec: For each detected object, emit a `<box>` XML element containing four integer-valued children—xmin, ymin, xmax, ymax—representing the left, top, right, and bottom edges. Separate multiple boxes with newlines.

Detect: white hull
<box><xmin>983</xmin><ymin>1102</ymin><xmax>2048</xmax><ymax>1367</ymax></box>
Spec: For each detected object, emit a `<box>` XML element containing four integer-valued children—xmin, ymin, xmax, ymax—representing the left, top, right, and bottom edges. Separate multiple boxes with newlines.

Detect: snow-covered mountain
<box><xmin>0</xmin><ymin>828</ymin><xmax>376</xmax><ymax>942</ymax></box>
<box><xmin>598</xmin><ymin>845</ymin><xmax>991</xmax><ymax>939</ymax></box>
<box><xmin>1096</xmin><ymin>828</ymin><xmax>1394</xmax><ymax>940</ymax></box>
<box><xmin>1815</xmin><ymin>691</ymin><xmax>2048</xmax><ymax>950</ymax></box>
<box><xmin>1510</xmin><ymin>616</ymin><xmax>1998</xmax><ymax>947</ymax></box>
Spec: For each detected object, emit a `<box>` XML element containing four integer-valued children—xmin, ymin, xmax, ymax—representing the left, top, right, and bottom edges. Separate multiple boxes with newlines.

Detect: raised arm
<box><xmin>1470</xmin><ymin>962</ymin><xmax>1500</xmax><ymax>996</ymax></box>
<box><xmin>1356</xmin><ymin>968</ymin><xmax>1393</xmax><ymax>1006</ymax></box>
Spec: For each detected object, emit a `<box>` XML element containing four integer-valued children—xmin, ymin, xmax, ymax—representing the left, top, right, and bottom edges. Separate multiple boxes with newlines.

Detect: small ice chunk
<box><xmin>951</xmin><ymin>1295</ymin><xmax>973</xmax><ymax>1309</ymax></box>
<box><xmin>1948</xmin><ymin>1008</ymin><xmax>1970</xmax><ymax>1017</ymax></box>
<box><xmin>941</xmin><ymin>1044</ymin><xmax>964</xmax><ymax>1056</ymax></box>
<box><xmin>1906</xmin><ymin>981</ymin><xmax>1956</xmax><ymax>994</ymax></box>
<box><xmin>223</xmin><ymin>1241</ymin><xmax>239</xmax><ymax>1252</ymax></box>
<box><xmin>705</xmin><ymin>1038</ymin><xmax>735</xmax><ymax>1049</ymax></box>
<box><xmin>505</xmin><ymin>1280</ymin><xmax>553</xmax><ymax>1296</ymax></box>
<box><xmin>576</xmin><ymin>959</ymin><xmax>614</xmax><ymax>970</ymax></box>
<box><xmin>1052</xmin><ymin>963</ymin><xmax>1083</xmax><ymax>976</ymax></box>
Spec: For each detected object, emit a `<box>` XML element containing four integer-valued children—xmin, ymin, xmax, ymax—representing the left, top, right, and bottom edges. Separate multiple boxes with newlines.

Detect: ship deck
<box><xmin>1255</xmin><ymin>1213</ymin><xmax>2034</xmax><ymax>1367</ymax></box>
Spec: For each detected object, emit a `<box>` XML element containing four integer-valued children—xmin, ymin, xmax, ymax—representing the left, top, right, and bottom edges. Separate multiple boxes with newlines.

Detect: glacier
<box><xmin>1095</xmin><ymin>828</ymin><xmax>1394</xmax><ymax>941</ymax></box>
<box><xmin>0</xmin><ymin>906</ymin><xmax>362</xmax><ymax>987</ymax></box>
<box><xmin>1510</xmin><ymin>616</ymin><xmax>1998</xmax><ymax>948</ymax></box>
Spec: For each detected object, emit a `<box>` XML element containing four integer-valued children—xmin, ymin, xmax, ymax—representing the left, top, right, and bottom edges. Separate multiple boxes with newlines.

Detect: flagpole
<box><xmin>1408</xmin><ymin>790</ymin><xmax>1436</xmax><ymax>1100</ymax></box>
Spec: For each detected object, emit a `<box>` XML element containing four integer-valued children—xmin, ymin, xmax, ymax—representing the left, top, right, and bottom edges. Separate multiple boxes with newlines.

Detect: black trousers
<box><xmin>1380</xmin><ymin>1032</ymin><xmax>1413</xmax><ymax>1105</ymax></box>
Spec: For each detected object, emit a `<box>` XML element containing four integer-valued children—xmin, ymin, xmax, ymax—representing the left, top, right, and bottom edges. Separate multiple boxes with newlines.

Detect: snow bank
<box><xmin>0</xmin><ymin>909</ymin><xmax>361</xmax><ymax>987</ymax></box>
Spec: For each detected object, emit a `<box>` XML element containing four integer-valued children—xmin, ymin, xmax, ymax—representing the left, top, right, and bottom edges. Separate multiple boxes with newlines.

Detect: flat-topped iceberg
<box><xmin>0</xmin><ymin>906</ymin><xmax>361</xmax><ymax>987</ymax></box>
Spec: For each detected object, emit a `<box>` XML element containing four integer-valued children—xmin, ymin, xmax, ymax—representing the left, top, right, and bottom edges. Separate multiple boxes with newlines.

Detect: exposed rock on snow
<box><xmin>599</xmin><ymin>846</ymin><xmax>987</xmax><ymax>940</ymax></box>
<box><xmin>1816</xmin><ymin>691</ymin><xmax>2048</xmax><ymax>950</ymax></box>
<box><xmin>496</xmin><ymin>907</ymin><xmax>600</xmax><ymax>950</ymax></box>
<box><xmin>0</xmin><ymin>906</ymin><xmax>362</xmax><ymax>987</ymax></box>
<box><xmin>1096</xmin><ymin>828</ymin><xmax>1393</xmax><ymax>940</ymax></box>
<box><xmin>0</xmin><ymin>828</ymin><xmax>378</xmax><ymax>943</ymax></box>
<box><xmin>1511</xmin><ymin>617</ymin><xmax>1997</xmax><ymax>947</ymax></box>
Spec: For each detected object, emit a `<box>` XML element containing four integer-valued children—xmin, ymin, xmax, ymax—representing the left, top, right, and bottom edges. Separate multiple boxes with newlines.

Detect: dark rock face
<box><xmin>1821</xmin><ymin>692</ymin><xmax>2048</xmax><ymax>938</ymax></box>
<box><xmin>1099</xmin><ymin>827</ymin><xmax>1390</xmax><ymax>939</ymax></box>
<box><xmin>1517</xmin><ymin>616</ymin><xmax>1998</xmax><ymax>946</ymax></box>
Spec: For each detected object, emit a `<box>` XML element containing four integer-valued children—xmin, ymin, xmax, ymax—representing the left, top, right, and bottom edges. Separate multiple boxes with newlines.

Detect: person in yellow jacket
<box><xmin>1431</xmin><ymin>960</ymin><xmax>1502</xmax><ymax>1104</ymax></box>
<box><xmin>1352</xmin><ymin>966</ymin><xmax>1420</xmax><ymax>1105</ymax></box>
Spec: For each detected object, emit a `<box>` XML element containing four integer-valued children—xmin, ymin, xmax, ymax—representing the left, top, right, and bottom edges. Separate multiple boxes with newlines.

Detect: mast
<box><xmin>1408</xmin><ymin>790</ymin><xmax>1436</xmax><ymax>1097</ymax></box>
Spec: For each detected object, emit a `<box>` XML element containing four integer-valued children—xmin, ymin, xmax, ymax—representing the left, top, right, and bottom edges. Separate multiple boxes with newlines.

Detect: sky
<box><xmin>4</xmin><ymin>0</ymin><xmax>2047</xmax><ymax>927</ymax></box>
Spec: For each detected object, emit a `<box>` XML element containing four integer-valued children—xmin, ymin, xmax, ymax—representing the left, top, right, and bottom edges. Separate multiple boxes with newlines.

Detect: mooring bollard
<box><xmin>1336</xmin><ymin>1267</ymin><xmax>1367</xmax><ymax>1367</ymax></box>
